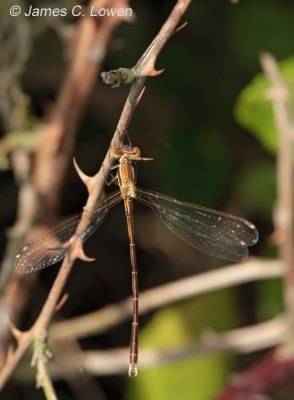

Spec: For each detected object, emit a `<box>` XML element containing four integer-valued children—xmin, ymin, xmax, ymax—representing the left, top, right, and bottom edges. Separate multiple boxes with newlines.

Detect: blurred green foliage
<box><xmin>235</xmin><ymin>56</ymin><xmax>294</xmax><ymax>154</ymax></box>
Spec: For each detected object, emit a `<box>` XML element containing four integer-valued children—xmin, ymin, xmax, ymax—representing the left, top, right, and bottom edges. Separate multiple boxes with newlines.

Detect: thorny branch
<box><xmin>101</xmin><ymin>1</ymin><xmax>188</xmax><ymax>88</ymax></box>
<box><xmin>0</xmin><ymin>1</ymin><xmax>128</xmax><ymax>395</ymax></box>
<box><xmin>0</xmin><ymin>0</ymin><xmax>192</xmax><ymax>391</ymax></box>
<box><xmin>0</xmin><ymin>0</ymin><xmax>126</xmax><ymax>363</ymax></box>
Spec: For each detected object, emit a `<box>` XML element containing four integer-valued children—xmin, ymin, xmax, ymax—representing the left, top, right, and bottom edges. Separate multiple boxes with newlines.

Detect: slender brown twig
<box><xmin>42</xmin><ymin>315</ymin><xmax>287</xmax><ymax>377</ymax></box>
<box><xmin>261</xmin><ymin>52</ymin><xmax>294</xmax><ymax>329</ymax></box>
<box><xmin>216</xmin><ymin>51</ymin><xmax>294</xmax><ymax>400</ymax></box>
<box><xmin>0</xmin><ymin>0</ymin><xmax>192</xmax><ymax>390</ymax></box>
<box><xmin>51</xmin><ymin>258</ymin><xmax>283</xmax><ymax>342</ymax></box>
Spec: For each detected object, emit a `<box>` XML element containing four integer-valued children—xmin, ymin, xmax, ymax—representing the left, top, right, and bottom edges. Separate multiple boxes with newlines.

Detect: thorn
<box><xmin>73</xmin><ymin>240</ymin><xmax>96</xmax><ymax>263</ymax></box>
<box><xmin>175</xmin><ymin>21</ymin><xmax>188</xmax><ymax>33</ymax></box>
<box><xmin>138</xmin><ymin>157</ymin><xmax>153</xmax><ymax>161</ymax></box>
<box><xmin>79</xmin><ymin>252</ymin><xmax>96</xmax><ymax>263</ymax></box>
<box><xmin>144</xmin><ymin>68</ymin><xmax>165</xmax><ymax>77</ymax></box>
<box><xmin>73</xmin><ymin>157</ymin><xmax>93</xmax><ymax>192</ymax></box>
<box><xmin>9</xmin><ymin>319</ymin><xmax>23</xmax><ymax>342</ymax></box>
<box><xmin>136</xmin><ymin>87</ymin><xmax>146</xmax><ymax>106</ymax></box>
<box><xmin>55</xmin><ymin>293</ymin><xmax>69</xmax><ymax>311</ymax></box>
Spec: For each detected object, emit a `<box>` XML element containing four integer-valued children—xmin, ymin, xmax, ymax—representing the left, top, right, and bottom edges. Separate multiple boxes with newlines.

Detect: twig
<box><xmin>32</xmin><ymin>334</ymin><xmax>57</xmax><ymax>400</ymax></box>
<box><xmin>260</xmin><ymin>52</ymin><xmax>294</xmax><ymax>332</ymax></box>
<box><xmin>51</xmin><ymin>258</ymin><xmax>283</xmax><ymax>341</ymax></box>
<box><xmin>45</xmin><ymin>316</ymin><xmax>287</xmax><ymax>377</ymax></box>
<box><xmin>101</xmin><ymin>0</ymin><xmax>189</xmax><ymax>86</ymax></box>
<box><xmin>36</xmin><ymin>360</ymin><xmax>57</xmax><ymax>400</ymax></box>
<box><xmin>0</xmin><ymin>0</ymin><xmax>192</xmax><ymax>390</ymax></box>
<box><xmin>215</xmin><ymin>51</ymin><xmax>294</xmax><ymax>400</ymax></box>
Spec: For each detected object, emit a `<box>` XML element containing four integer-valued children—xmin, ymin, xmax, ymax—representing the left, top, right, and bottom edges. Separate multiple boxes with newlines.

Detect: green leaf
<box><xmin>235</xmin><ymin>56</ymin><xmax>294</xmax><ymax>154</ymax></box>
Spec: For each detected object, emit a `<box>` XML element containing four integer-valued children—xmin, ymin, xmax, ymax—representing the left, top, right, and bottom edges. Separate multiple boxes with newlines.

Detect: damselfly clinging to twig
<box><xmin>15</xmin><ymin>145</ymin><xmax>259</xmax><ymax>377</ymax></box>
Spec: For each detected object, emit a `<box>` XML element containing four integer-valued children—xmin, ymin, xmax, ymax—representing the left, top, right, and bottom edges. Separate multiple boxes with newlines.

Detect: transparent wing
<box><xmin>15</xmin><ymin>191</ymin><xmax>122</xmax><ymax>274</ymax></box>
<box><xmin>135</xmin><ymin>188</ymin><xmax>258</xmax><ymax>262</ymax></box>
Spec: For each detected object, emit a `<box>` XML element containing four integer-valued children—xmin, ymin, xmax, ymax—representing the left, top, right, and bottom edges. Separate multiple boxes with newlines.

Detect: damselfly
<box><xmin>15</xmin><ymin>145</ymin><xmax>259</xmax><ymax>376</ymax></box>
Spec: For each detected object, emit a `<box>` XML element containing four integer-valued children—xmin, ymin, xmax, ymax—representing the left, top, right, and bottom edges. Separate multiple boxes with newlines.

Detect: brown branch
<box><xmin>0</xmin><ymin>0</ymin><xmax>127</xmax><ymax>387</ymax></box>
<box><xmin>51</xmin><ymin>258</ymin><xmax>283</xmax><ymax>341</ymax></box>
<box><xmin>0</xmin><ymin>0</ymin><xmax>127</xmax><ymax>370</ymax></box>
<box><xmin>45</xmin><ymin>316</ymin><xmax>287</xmax><ymax>377</ymax></box>
<box><xmin>101</xmin><ymin>0</ymin><xmax>190</xmax><ymax>85</ymax></box>
<box><xmin>0</xmin><ymin>0</ymin><xmax>192</xmax><ymax>390</ymax></box>
<box><xmin>260</xmin><ymin>53</ymin><xmax>294</xmax><ymax>332</ymax></box>
<box><xmin>135</xmin><ymin>2</ymin><xmax>189</xmax><ymax>77</ymax></box>
<box><xmin>215</xmin><ymin>51</ymin><xmax>294</xmax><ymax>400</ymax></box>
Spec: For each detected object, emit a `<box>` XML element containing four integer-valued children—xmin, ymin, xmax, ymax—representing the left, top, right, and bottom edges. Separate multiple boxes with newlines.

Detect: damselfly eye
<box><xmin>110</xmin><ymin>147</ymin><xmax>120</xmax><ymax>159</ymax></box>
<box><xmin>131</xmin><ymin>147</ymin><xmax>141</xmax><ymax>158</ymax></box>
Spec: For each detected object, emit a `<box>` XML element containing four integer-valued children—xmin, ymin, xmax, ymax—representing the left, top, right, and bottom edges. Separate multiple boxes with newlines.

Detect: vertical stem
<box><xmin>260</xmin><ymin>52</ymin><xmax>294</xmax><ymax>333</ymax></box>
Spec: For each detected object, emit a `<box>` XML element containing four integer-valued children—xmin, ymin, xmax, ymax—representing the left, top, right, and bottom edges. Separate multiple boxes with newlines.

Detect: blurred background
<box><xmin>1</xmin><ymin>0</ymin><xmax>293</xmax><ymax>399</ymax></box>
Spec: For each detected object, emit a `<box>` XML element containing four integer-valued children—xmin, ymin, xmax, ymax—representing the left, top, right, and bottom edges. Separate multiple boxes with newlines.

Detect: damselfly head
<box><xmin>110</xmin><ymin>145</ymin><xmax>141</xmax><ymax>159</ymax></box>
